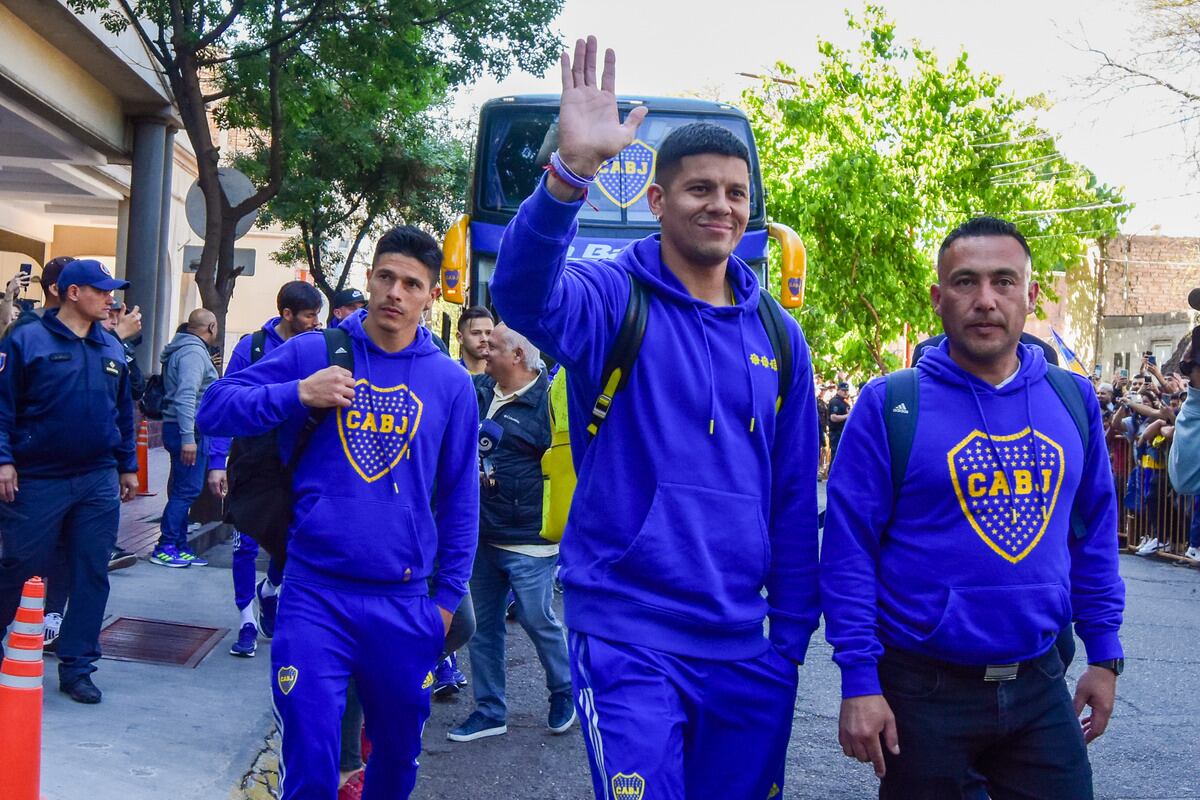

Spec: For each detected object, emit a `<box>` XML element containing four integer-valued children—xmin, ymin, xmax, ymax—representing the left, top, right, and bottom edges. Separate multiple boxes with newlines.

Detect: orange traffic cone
<box><xmin>0</xmin><ymin>577</ymin><xmax>45</xmax><ymax>800</ymax></box>
<box><xmin>136</xmin><ymin>419</ymin><xmax>156</xmax><ymax>497</ymax></box>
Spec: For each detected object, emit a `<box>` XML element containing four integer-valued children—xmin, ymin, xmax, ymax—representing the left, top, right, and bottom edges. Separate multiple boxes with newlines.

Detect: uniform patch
<box><xmin>611</xmin><ymin>773</ymin><xmax>645</xmax><ymax>800</ymax></box>
<box><xmin>768</xmin><ymin>783</ymin><xmax>781</xmax><ymax>799</ymax></box>
<box><xmin>422</xmin><ymin>671</ymin><xmax>435</xmax><ymax>690</ymax></box>
<box><xmin>947</xmin><ymin>427</ymin><xmax>1065</xmax><ymax>564</ymax></box>
<box><xmin>103</xmin><ymin>358</ymin><xmax>120</xmax><ymax>376</ymax></box>
<box><xmin>337</xmin><ymin>380</ymin><xmax>424</xmax><ymax>483</ymax></box>
<box><xmin>277</xmin><ymin>665</ymin><xmax>299</xmax><ymax>695</ymax></box>
<box><xmin>596</xmin><ymin>139</ymin><xmax>656</xmax><ymax>209</ymax></box>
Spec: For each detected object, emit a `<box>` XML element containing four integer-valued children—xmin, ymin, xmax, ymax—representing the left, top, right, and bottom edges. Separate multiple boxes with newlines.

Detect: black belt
<box><xmin>882</xmin><ymin>647</ymin><xmax>1054</xmax><ymax>682</ymax></box>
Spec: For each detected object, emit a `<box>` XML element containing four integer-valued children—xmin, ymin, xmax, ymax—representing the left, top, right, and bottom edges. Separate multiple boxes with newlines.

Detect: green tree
<box><xmin>66</xmin><ymin>0</ymin><xmax>562</xmax><ymax>342</ymax></box>
<box><xmin>743</xmin><ymin>7</ymin><xmax>1127</xmax><ymax>376</ymax></box>
<box><xmin>248</xmin><ymin>106</ymin><xmax>469</xmax><ymax>305</ymax></box>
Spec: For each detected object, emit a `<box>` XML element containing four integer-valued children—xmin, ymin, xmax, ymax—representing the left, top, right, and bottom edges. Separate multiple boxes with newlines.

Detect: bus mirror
<box><xmin>441</xmin><ymin>214</ymin><xmax>470</xmax><ymax>305</ymax></box>
<box><xmin>768</xmin><ymin>222</ymin><xmax>806</xmax><ymax>309</ymax></box>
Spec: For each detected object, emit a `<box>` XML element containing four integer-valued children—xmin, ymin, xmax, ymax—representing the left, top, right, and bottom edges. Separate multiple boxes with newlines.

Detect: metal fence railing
<box><xmin>1113</xmin><ymin>437</ymin><xmax>1196</xmax><ymax>561</ymax></box>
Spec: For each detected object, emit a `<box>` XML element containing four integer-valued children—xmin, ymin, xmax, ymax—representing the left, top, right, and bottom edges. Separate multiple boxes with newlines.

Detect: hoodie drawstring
<box><xmin>738</xmin><ymin>315</ymin><xmax>759</xmax><ymax>433</ymax></box>
<box><xmin>966</xmin><ymin>380</ymin><xmax>1021</xmax><ymax>527</ymax></box>
<box><xmin>1025</xmin><ymin>388</ymin><xmax>1048</xmax><ymax>523</ymax></box>
<box><xmin>694</xmin><ymin>307</ymin><xmax>719</xmax><ymax>436</ymax></box>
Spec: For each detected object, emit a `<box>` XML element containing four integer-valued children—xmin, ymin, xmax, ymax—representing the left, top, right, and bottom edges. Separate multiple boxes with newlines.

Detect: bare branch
<box><xmin>1090</xmin><ymin>44</ymin><xmax>1200</xmax><ymax>104</ymax></box>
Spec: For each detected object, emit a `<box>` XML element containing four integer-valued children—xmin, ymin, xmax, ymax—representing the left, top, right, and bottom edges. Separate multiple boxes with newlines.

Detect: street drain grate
<box><xmin>100</xmin><ymin>617</ymin><xmax>227</xmax><ymax>668</ymax></box>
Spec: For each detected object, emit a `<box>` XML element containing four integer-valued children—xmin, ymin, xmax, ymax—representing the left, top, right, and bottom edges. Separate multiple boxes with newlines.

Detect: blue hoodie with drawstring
<box><xmin>490</xmin><ymin>177</ymin><xmax>821</xmax><ymax>665</ymax></box>
<box><xmin>195</xmin><ymin>310</ymin><xmax>479</xmax><ymax>612</ymax></box>
<box><xmin>820</xmin><ymin>341</ymin><xmax>1125</xmax><ymax>698</ymax></box>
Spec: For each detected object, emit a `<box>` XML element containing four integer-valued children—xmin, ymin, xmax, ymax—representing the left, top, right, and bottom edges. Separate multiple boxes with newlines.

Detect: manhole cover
<box><xmin>100</xmin><ymin>617</ymin><xmax>227</xmax><ymax>668</ymax></box>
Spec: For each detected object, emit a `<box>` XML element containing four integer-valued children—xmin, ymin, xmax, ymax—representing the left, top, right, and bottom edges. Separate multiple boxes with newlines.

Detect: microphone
<box><xmin>1189</xmin><ymin>287</ymin><xmax>1200</xmax><ymax>312</ymax></box>
<box><xmin>478</xmin><ymin>419</ymin><xmax>504</xmax><ymax>455</ymax></box>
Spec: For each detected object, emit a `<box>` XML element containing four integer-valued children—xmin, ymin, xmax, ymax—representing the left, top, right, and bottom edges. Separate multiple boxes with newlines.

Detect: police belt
<box><xmin>882</xmin><ymin>646</ymin><xmax>1057</xmax><ymax>682</ymax></box>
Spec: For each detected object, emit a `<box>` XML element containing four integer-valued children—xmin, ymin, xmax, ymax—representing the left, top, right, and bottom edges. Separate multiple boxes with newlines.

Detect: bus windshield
<box><xmin>476</xmin><ymin>106</ymin><xmax>763</xmax><ymax>226</ymax></box>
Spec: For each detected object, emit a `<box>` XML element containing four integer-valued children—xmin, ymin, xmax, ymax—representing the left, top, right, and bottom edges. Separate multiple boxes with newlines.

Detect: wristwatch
<box><xmin>1089</xmin><ymin>658</ymin><xmax>1124</xmax><ymax>676</ymax></box>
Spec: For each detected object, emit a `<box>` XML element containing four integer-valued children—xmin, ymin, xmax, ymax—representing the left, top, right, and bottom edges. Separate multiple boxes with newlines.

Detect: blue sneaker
<box><xmin>254</xmin><ymin>579</ymin><xmax>278</xmax><ymax>640</ymax></box>
<box><xmin>177</xmin><ymin>547</ymin><xmax>208</xmax><ymax>567</ymax></box>
<box><xmin>229</xmin><ymin>623</ymin><xmax>257</xmax><ymax>657</ymax></box>
<box><xmin>447</xmin><ymin>711</ymin><xmax>506</xmax><ymax>742</ymax></box>
<box><xmin>548</xmin><ymin>691</ymin><xmax>576</xmax><ymax>734</ymax></box>
<box><xmin>148</xmin><ymin>545</ymin><xmax>190</xmax><ymax>568</ymax></box>
<box><xmin>432</xmin><ymin>653</ymin><xmax>466</xmax><ymax>697</ymax></box>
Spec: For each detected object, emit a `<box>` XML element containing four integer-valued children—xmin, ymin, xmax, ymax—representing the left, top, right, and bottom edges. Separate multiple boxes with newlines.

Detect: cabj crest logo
<box><xmin>277</xmin><ymin>666</ymin><xmax>299</xmax><ymax>695</ymax></box>
<box><xmin>444</xmin><ymin>269</ymin><xmax>460</xmax><ymax>289</ymax></box>
<box><xmin>596</xmin><ymin>140</ymin><xmax>657</xmax><ymax>209</ymax></box>
<box><xmin>787</xmin><ymin>277</ymin><xmax>802</xmax><ymax>297</ymax></box>
<box><xmin>611</xmin><ymin>773</ymin><xmax>645</xmax><ymax>800</ymax></box>
<box><xmin>422</xmin><ymin>671</ymin><xmax>435</xmax><ymax>690</ymax></box>
<box><xmin>947</xmin><ymin>427</ymin><xmax>1065</xmax><ymax>563</ymax></box>
<box><xmin>338</xmin><ymin>380</ymin><xmax>424</xmax><ymax>483</ymax></box>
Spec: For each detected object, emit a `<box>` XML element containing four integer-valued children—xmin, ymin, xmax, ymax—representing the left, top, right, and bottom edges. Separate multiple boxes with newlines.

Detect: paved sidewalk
<box><xmin>40</xmin><ymin>537</ymin><xmax>271</xmax><ymax>800</ymax></box>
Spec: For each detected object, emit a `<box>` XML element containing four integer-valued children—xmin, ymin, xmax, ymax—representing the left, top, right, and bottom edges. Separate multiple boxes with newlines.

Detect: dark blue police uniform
<box><xmin>0</xmin><ymin>303</ymin><xmax>136</xmax><ymax>689</ymax></box>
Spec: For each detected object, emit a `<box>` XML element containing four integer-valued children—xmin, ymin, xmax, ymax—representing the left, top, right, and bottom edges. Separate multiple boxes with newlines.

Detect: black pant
<box><xmin>879</xmin><ymin>647</ymin><xmax>1092</xmax><ymax>800</ymax></box>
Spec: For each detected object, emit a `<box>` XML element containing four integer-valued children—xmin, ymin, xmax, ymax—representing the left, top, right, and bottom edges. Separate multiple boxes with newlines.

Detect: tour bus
<box><xmin>441</xmin><ymin>94</ymin><xmax>805</xmax><ymax>310</ymax></box>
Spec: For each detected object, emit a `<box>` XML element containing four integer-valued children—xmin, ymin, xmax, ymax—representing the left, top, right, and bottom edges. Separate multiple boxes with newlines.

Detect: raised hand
<box><xmin>298</xmin><ymin>365</ymin><xmax>356</xmax><ymax>409</ymax></box>
<box><xmin>553</xmin><ymin>36</ymin><xmax>648</xmax><ymax>191</ymax></box>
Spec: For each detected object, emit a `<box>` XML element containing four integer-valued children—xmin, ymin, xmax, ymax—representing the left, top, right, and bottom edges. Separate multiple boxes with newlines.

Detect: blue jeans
<box><xmin>0</xmin><ymin>469</ymin><xmax>119</xmax><ymax>685</ymax></box>
<box><xmin>878</xmin><ymin>647</ymin><xmax>1092</xmax><ymax>800</ymax></box>
<box><xmin>157</xmin><ymin>422</ymin><xmax>208</xmax><ymax>549</ymax></box>
<box><xmin>468</xmin><ymin>545</ymin><xmax>571</xmax><ymax>722</ymax></box>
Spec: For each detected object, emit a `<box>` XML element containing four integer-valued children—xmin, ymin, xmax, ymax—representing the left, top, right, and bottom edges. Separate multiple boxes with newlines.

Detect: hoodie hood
<box><xmin>336</xmin><ymin>307</ymin><xmax>442</xmax><ymax>360</ymax></box>
<box><xmin>159</xmin><ymin>329</ymin><xmax>211</xmax><ymax>364</ymax></box>
<box><xmin>918</xmin><ymin>338</ymin><xmax>1049</xmax><ymax>394</ymax></box>
<box><xmin>613</xmin><ymin>235</ymin><xmax>766</xmax><ymax>435</ymax></box>
<box><xmin>615</xmin><ymin>234</ymin><xmax>761</xmax><ymax>313</ymax></box>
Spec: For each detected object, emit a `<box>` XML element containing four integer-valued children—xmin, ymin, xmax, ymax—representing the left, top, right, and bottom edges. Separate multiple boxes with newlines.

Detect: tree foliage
<box><xmin>743</xmin><ymin>7</ymin><xmax>1127</xmax><ymax>377</ymax></box>
<box><xmin>65</xmin><ymin>0</ymin><xmax>562</xmax><ymax>343</ymax></box>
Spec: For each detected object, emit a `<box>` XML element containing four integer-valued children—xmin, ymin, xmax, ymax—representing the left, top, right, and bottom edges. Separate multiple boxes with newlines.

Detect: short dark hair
<box><xmin>276</xmin><ymin>280</ymin><xmax>323</xmax><ymax>316</ymax></box>
<box><xmin>655</xmin><ymin>122</ymin><xmax>751</xmax><ymax>188</ymax></box>
<box><xmin>372</xmin><ymin>226</ymin><xmax>442</xmax><ymax>285</ymax></box>
<box><xmin>457</xmin><ymin>305</ymin><xmax>494</xmax><ymax>331</ymax></box>
<box><xmin>41</xmin><ymin>256</ymin><xmax>75</xmax><ymax>294</ymax></box>
<box><xmin>937</xmin><ymin>216</ymin><xmax>1032</xmax><ymax>270</ymax></box>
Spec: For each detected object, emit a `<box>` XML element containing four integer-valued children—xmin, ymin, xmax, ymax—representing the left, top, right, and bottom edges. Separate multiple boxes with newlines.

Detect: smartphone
<box><xmin>19</xmin><ymin>263</ymin><xmax>32</xmax><ymax>277</ymax></box>
<box><xmin>1147</xmin><ymin>354</ymin><xmax>1157</xmax><ymax>366</ymax></box>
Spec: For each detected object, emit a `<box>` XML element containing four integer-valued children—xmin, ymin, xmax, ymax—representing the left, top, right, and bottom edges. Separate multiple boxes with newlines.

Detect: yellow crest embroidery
<box><xmin>612</xmin><ymin>773</ymin><xmax>645</xmax><ymax>800</ymax></box>
<box><xmin>947</xmin><ymin>428</ymin><xmax>1065</xmax><ymax>563</ymax></box>
<box><xmin>337</xmin><ymin>379</ymin><xmax>424</xmax><ymax>482</ymax></box>
<box><xmin>422</xmin><ymin>671</ymin><xmax>435</xmax><ymax>690</ymax></box>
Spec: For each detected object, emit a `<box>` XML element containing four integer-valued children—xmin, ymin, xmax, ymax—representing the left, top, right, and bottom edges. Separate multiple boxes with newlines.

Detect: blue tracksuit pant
<box><xmin>272</xmin><ymin>579</ymin><xmax>445</xmax><ymax>799</ymax></box>
<box><xmin>569</xmin><ymin>631</ymin><xmax>798</xmax><ymax>800</ymax></box>
<box><xmin>231</xmin><ymin>531</ymin><xmax>284</xmax><ymax>610</ymax></box>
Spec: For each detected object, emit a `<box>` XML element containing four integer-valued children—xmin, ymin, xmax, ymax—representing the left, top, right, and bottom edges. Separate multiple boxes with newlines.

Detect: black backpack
<box><xmin>139</xmin><ymin>374</ymin><xmax>166</xmax><ymax>420</ymax></box>
<box><xmin>226</xmin><ymin>328</ymin><xmax>354</xmax><ymax>561</ymax></box>
<box><xmin>585</xmin><ymin>273</ymin><xmax>794</xmax><ymax>440</ymax></box>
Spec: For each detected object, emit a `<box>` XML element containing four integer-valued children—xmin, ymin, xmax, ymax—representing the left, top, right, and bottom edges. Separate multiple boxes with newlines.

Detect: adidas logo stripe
<box><xmin>892</xmin><ymin>402</ymin><xmax>909</xmax><ymax>414</ymax></box>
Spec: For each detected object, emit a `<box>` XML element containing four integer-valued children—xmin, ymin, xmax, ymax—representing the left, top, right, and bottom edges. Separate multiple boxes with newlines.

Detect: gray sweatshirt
<box><xmin>160</xmin><ymin>331</ymin><xmax>218</xmax><ymax>445</ymax></box>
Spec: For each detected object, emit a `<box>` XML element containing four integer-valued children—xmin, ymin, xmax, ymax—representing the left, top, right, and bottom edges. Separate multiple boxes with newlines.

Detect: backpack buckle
<box><xmin>592</xmin><ymin>393</ymin><xmax>613</xmax><ymax>420</ymax></box>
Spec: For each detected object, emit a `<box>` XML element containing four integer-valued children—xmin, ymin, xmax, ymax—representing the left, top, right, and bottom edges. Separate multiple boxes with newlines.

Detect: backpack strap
<box><xmin>884</xmin><ymin>368</ymin><xmax>920</xmax><ymax>498</ymax></box>
<box><xmin>756</xmin><ymin>289</ymin><xmax>793</xmax><ymax>412</ymax></box>
<box><xmin>250</xmin><ymin>329</ymin><xmax>267</xmax><ymax>364</ymax></box>
<box><xmin>1044</xmin><ymin>365</ymin><xmax>1091</xmax><ymax>539</ymax></box>
<box><xmin>587</xmin><ymin>273</ymin><xmax>649</xmax><ymax>438</ymax></box>
<box><xmin>288</xmin><ymin>328</ymin><xmax>355</xmax><ymax>469</ymax></box>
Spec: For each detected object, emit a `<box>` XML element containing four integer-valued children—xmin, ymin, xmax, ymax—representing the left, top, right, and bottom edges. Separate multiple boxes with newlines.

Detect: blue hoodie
<box><xmin>820</xmin><ymin>341</ymin><xmax>1125</xmax><ymax>698</ymax></box>
<box><xmin>491</xmin><ymin>178</ymin><xmax>821</xmax><ymax>664</ymax></box>
<box><xmin>195</xmin><ymin>310</ymin><xmax>479</xmax><ymax>612</ymax></box>
<box><xmin>208</xmin><ymin>316</ymin><xmax>288</xmax><ymax>471</ymax></box>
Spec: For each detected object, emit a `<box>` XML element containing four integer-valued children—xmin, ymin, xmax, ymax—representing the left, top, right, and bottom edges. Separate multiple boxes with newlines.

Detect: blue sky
<box><xmin>452</xmin><ymin>0</ymin><xmax>1199</xmax><ymax>235</ymax></box>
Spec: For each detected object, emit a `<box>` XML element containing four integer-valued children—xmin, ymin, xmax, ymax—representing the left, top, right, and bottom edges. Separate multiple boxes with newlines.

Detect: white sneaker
<box><xmin>1136</xmin><ymin>537</ymin><xmax>1162</xmax><ymax>556</ymax></box>
<box><xmin>1184</xmin><ymin>546</ymin><xmax>1200</xmax><ymax>562</ymax></box>
<box><xmin>43</xmin><ymin>612</ymin><xmax>62</xmax><ymax>651</ymax></box>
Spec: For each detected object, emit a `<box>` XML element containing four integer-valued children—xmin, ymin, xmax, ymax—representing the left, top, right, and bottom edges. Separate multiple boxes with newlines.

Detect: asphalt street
<box><xmin>415</xmin><ymin>554</ymin><xmax>1200</xmax><ymax>800</ymax></box>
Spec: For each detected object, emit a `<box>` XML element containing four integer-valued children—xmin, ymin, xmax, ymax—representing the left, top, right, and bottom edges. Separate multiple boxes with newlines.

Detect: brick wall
<box><xmin>1102</xmin><ymin>235</ymin><xmax>1200</xmax><ymax>316</ymax></box>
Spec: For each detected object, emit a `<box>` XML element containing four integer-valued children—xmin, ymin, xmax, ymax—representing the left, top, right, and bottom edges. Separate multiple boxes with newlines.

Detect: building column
<box><xmin>123</xmin><ymin>118</ymin><xmax>166</xmax><ymax>374</ymax></box>
<box><xmin>152</xmin><ymin>128</ymin><xmax>176</xmax><ymax>363</ymax></box>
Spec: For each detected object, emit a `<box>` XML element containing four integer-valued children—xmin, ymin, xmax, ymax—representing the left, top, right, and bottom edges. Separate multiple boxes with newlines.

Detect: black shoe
<box><xmin>108</xmin><ymin>548</ymin><xmax>138</xmax><ymax>572</ymax></box>
<box><xmin>60</xmin><ymin>676</ymin><xmax>102</xmax><ymax>704</ymax></box>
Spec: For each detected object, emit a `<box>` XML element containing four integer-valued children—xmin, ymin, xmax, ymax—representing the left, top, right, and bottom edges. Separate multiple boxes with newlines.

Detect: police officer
<box><xmin>0</xmin><ymin>259</ymin><xmax>139</xmax><ymax>703</ymax></box>
<box><xmin>821</xmin><ymin>217</ymin><xmax>1124</xmax><ymax>799</ymax></box>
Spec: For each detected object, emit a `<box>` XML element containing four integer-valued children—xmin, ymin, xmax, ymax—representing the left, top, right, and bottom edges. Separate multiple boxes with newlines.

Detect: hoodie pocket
<box><xmin>293</xmin><ymin>496</ymin><xmax>426</xmax><ymax>581</ymax></box>
<box><xmin>922</xmin><ymin>583</ymin><xmax>1069</xmax><ymax>659</ymax></box>
<box><xmin>605</xmin><ymin>482</ymin><xmax>768</xmax><ymax>623</ymax></box>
